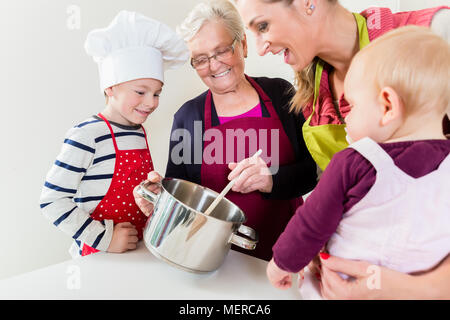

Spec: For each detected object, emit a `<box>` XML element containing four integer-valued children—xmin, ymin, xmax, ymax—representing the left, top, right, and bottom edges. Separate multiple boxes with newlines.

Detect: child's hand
<box><xmin>266</xmin><ymin>258</ymin><xmax>293</xmax><ymax>289</ymax></box>
<box><xmin>107</xmin><ymin>222</ymin><xmax>138</xmax><ymax>253</ymax></box>
<box><xmin>133</xmin><ymin>171</ymin><xmax>162</xmax><ymax>217</ymax></box>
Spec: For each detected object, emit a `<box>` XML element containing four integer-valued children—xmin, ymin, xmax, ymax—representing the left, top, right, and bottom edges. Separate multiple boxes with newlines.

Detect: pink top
<box><xmin>218</xmin><ymin>103</ymin><xmax>262</xmax><ymax>124</ymax></box>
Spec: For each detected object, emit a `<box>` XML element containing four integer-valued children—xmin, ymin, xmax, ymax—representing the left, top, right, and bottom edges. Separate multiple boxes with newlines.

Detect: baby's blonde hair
<box><xmin>353</xmin><ymin>26</ymin><xmax>450</xmax><ymax>116</ymax></box>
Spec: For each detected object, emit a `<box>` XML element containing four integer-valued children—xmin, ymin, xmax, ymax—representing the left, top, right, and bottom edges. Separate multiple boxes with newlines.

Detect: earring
<box><xmin>307</xmin><ymin>4</ymin><xmax>315</xmax><ymax>15</ymax></box>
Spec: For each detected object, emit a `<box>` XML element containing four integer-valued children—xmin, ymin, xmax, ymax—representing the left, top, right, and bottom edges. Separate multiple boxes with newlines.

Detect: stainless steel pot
<box><xmin>137</xmin><ymin>177</ymin><xmax>258</xmax><ymax>273</ymax></box>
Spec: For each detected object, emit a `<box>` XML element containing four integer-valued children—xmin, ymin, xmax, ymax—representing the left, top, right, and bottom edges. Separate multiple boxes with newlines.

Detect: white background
<box><xmin>0</xmin><ymin>0</ymin><xmax>447</xmax><ymax>280</ymax></box>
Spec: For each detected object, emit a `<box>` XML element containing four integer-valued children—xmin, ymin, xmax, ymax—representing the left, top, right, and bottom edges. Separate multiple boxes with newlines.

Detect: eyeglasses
<box><xmin>190</xmin><ymin>39</ymin><xmax>237</xmax><ymax>70</ymax></box>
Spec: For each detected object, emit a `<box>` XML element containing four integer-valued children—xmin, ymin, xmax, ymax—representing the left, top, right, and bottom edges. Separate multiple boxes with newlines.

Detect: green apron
<box><xmin>302</xmin><ymin>13</ymin><xmax>371</xmax><ymax>171</ymax></box>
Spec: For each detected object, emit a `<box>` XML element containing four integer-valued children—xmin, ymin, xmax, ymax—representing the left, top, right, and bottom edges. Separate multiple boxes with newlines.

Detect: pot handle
<box><xmin>137</xmin><ymin>181</ymin><xmax>161</xmax><ymax>204</ymax></box>
<box><xmin>229</xmin><ymin>225</ymin><xmax>258</xmax><ymax>250</ymax></box>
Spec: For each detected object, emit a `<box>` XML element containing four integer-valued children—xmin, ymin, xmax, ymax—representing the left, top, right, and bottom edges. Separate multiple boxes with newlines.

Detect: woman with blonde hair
<box><xmin>235</xmin><ymin>0</ymin><xmax>450</xmax><ymax>299</ymax></box>
<box><xmin>236</xmin><ymin>0</ymin><xmax>449</xmax><ymax>170</ymax></box>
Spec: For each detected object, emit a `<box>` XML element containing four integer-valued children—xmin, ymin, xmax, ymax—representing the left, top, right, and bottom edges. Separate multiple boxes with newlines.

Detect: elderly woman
<box><xmin>134</xmin><ymin>0</ymin><xmax>317</xmax><ymax>261</ymax></box>
<box><xmin>235</xmin><ymin>0</ymin><xmax>450</xmax><ymax>299</ymax></box>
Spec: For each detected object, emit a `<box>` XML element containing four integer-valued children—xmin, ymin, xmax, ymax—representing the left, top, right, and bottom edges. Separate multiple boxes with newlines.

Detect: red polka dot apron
<box><xmin>81</xmin><ymin>113</ymin><xmax>154</xmax><ymax>256</ymax></box>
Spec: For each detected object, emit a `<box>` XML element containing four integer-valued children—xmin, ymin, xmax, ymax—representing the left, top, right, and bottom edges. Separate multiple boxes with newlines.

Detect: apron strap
<box><xmin>98</xmin><ymin>113</ymin><xmax>119</xmax><ymax>152</ymax></box>
<box><xmin>244</xmin><ymin>74</ymin><xmax>278</xmax><ymax>119</ymax></box>
<box><xmin>353</xmin><ymin>12</ymin><xmax>371</xmax><ymax>49</ymax></box>
<box><xmin>205</xmin><ymin>91</ymin><xmax>213</xmax><ymax>131</ymax></box>
<box><xmin>306</xmin><ymin>60</ymin><xmax>324</xmax><ymax>126</ymax></box>
<box><xmin>140</xmin><ymin>125</ymin><xmax>151</xmax><ymax>152</ymax></box>
<box><xmin>307</xmin><ymin>13</ymin><xmax>369</xmax><ymax>126</ymax></box>
<box><xmin>97</xmin><ymin>113</ymin><xmax>151</xmax><ymax>153</ymax></box>
<box><xmin>349</xmin><ymin>137</ymin><xmax>395</xmax><ymax>171</ymax></box>
<box><xmin>436</xmin><ymin>153</ymin><xmax>450</xmax><ymax>172</ymax></box>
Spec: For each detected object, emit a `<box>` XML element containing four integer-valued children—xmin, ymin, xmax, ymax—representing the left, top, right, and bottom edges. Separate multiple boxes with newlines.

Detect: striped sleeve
<box><xmin>39</xmin><ymin>125</ymin><xmax>113</xmax><ymax>252</ymax></box>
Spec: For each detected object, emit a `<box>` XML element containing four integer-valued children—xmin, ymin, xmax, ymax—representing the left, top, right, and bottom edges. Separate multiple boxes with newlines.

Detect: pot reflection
<box><xmin>139</xmin><ymin>178</ymin><xmax>258</xmax><ymax>273</ymax></box>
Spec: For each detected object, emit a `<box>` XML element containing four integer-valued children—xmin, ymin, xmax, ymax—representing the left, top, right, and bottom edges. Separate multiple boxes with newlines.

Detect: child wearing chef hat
<box><xmin>39</xmin><ymin>11</ymin><xmax>189</xmax><ymax>258</ymax></box>
<box><xmin>266</xmin><ymin>26</ymin><xmax>450</xmax><ymax>295</ymax></box>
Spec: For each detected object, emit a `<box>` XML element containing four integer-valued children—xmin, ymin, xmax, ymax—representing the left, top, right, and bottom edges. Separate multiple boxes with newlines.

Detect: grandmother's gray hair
<box><xmin>177</xmin><ymin>0</ymin><xmax>245</xmax><ymax>42</ymax></box>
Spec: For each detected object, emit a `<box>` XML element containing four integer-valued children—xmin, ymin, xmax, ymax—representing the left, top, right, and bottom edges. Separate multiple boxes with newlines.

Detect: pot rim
<box><xmin>145</xmin><ymin>177</ymin><xmax>247</xmax><ymax>225</ymax></box>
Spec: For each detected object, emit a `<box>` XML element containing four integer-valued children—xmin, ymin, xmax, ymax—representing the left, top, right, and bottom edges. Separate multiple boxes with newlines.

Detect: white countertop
<box><xmin>0</xmin><ymin>242</ymin><xmax>320</xmax><ymax>300</ymax></box>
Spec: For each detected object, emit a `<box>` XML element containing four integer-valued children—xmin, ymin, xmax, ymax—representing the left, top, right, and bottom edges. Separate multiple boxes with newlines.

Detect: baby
<box><xmin>39</xmin><ymin>11</ymin><xmax>188</xmax><ymax>257</ymax></box>
<box><xmin>267</xmin><ymin>26</ymin><xmax>450</xmax><ymax>291</ymax></box>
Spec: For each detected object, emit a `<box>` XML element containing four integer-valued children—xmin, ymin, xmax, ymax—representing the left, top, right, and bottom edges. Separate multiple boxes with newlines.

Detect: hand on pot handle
<box><xmin>133</xmin><ymin>171</ymin><xmax>162</xmax><ymax>217</ymax></box>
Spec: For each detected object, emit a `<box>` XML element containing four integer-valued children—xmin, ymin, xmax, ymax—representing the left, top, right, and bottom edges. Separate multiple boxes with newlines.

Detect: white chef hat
<box><xmin>85</xmin><ymin>10</ymin><xmax>189</xmax><ymax>92</ymax></box>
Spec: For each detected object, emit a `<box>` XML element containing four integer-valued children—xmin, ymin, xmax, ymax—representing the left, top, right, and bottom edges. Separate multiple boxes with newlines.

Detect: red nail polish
<box><xmin>320</xmin><ymin>252</ymin><xmax>330</xmax><ymax>260</ymax></box>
